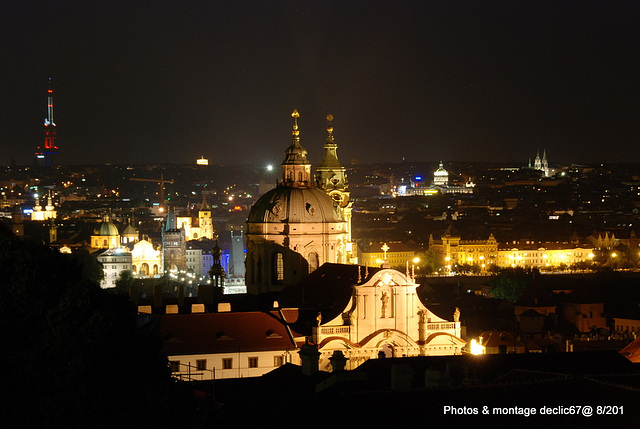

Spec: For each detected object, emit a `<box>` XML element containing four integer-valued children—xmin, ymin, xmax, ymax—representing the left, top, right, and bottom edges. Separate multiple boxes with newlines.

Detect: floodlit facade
<box><xmin>97</xmin><ymin>247</ymin><xmax>133</xmax><ymax>289</ymax></box>
<box><xmin>131</xmin><ymin>239</ymin><xmax>161</xmax><ymax>277</ymax></box>
<box><xmin>496</xmin><ymin>246</ymin><xmax>594</xmax><ymax>269</ymax></box>
<box><xmin>428</xmin><ymin>227</ymin><xmax>499</xmax><ymax>270</ymax></box>
<box><xmin>30</xmin><ymin>193</ymin><xmax>57</xmax><ymax>221</ymax></box>
<box><xmin>309</xmin><ymin>266</ymin><xmax>464</xmax><ymax>371</ymax></box>
<box><xmin>358</xmin><ymin>241</ymin><xmax>416</xmax><ymax>268</ymax></box>
<box><xmin>245</xmin><ymin>111</ymin><xmax>350</xmax><ymax>294</ymax></box>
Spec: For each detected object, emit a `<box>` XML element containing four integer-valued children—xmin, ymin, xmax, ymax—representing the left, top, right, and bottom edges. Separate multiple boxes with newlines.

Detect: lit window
<box><xmin>273</xmin><ymin>253</ymin><xmax>284</xmax><ymax>283</ymax></box>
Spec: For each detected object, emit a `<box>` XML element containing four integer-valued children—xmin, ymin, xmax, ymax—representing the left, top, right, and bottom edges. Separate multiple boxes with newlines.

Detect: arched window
<box><xmin>308</xmin><ymin>252</ymin><xmax>319</xmax><ymax>273</ymax></box>
<box><xmin>273</xmin><ymin>252</ymin><xmax>284</xmax><ymax>283</ymax></box>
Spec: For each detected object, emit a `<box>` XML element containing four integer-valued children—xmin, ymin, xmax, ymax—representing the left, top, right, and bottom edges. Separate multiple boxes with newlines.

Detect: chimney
<box><xmin>298</xmin><ymin>341</ymin><xmax>321</xmax><ymax>376</ymax></box>
<box><xmin>329</xmin><ymin>350</ymin><xmax>347</xmax><ymax>372</ymax></box>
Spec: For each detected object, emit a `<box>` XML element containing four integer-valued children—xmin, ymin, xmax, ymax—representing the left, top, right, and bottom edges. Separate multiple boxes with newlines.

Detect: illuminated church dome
<box><xmin>248</xmin><ymin>110</ymin><xmax>342</xmax><ymax>225</ymax></box>
<box><xmin>247</xmin><ymin>186</ymin><xmax>343</xmax><ymax>224</ymax></box>
<box><xmin>91</xmin><ymin>215</ymin><xmax>120</xmax><ymax>249</ymax></box>
<box><xmin>94</xmin><ymin>215</ymin><xmax>119</xmax><ymax>236</ymax></box>
<box><xmin>245</xmin><ymin>110</ymin><xmax>349</xmax><ymax>295</ymax></box>
<box><xmin>433</xmin><ymin>161</ymin><xmax>449</xmax><ymax>186</ymax></box>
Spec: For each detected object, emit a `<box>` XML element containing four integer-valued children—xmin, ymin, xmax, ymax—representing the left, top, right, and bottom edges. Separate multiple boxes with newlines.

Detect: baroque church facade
<box><xmin>162</xmin><ymin>111</ymin><xmax>465</xmax><ymax>380</ymax></box>
<box><xmin>245</xmin><ymin>111</ymin><xmax>354</xmax><ymax>295</ymax></box>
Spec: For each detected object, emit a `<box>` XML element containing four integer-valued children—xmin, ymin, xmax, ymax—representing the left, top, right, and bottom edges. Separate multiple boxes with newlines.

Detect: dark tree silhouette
<box><xmin>0</xmin><ymin>236</ymin><xmax>196</xmax><ymax>428</ymax></box>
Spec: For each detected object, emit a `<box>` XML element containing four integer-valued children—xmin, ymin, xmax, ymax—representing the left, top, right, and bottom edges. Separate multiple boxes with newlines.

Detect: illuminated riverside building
<box><xmin>428</xmin><ymin>226</ymin><xmax>499</xmax><ymax>270</ymax></box>
<box><xmin>429</xmin><ymin>226</ymin><xmax>594</xmax><ymax>271</ymax></box>
<box><xmin>496</xmin><ymin>244</ymin><xmax>594</xmax><ymax>269</ymax></box>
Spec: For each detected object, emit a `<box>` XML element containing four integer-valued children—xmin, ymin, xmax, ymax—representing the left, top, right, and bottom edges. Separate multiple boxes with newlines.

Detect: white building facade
<box><xmin>97</xmin><ymin>248</ymin><xmax>133</xmax><ymax>289</ymax></box>
<box><xmin>311</xmin><ymin>267</ymin><xmax>464</xmax><ymax>371</ymax></box>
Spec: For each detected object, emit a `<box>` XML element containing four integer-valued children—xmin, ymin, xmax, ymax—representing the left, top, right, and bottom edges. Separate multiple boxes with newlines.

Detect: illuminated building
<box><xmin>428</xmin><ymin>226</ymin><xmax>498</xmax><ymax>270</ymax></box>
<box><xmin>163</xmin><ymin>208</ymin><xmax>187</xmax><ymax>272</ymax></box>
<box><xmin>280</xmin><ymin>263</ymin><xmax>465</xmax><ymax>371</ymax></box>
<box><xmin>433</xmin><ymin>161</ymin><xmax>449</xmax><ymax>186</ymax></box>
<box><xmin>160</xmin><ymin>309</ymin><xmax>301</xmax><ymax>380</ymax></box>
<box><xmin>30</xmin><ymin>192</ymin><xmax>57</xmax><ymax>221</ymax></box>
<box><xmin>396</xmin><ymin>161</ymin><xmax>472</xmax><ymax>196</ymax></box>
<box><xmin>96</xmin><ymin>247</ymin><xmax>133</xmax><ymax>289</ymax></box>
<box><xmin>196</xmin><ymin>156</ymin><xmax>209</xmax><ymax>165</ymax></box>
<box><xmin>91</xmin><ymin>215</ymin><xmax>121</xmax><ymax>249</ymax></box>
<box><xmin>35</xmin><ymin>78</ymin><xmax>59</xmax><ymax>167</ymax></box>
<box><xmin>533</xmin><ymin>150</ymin><xmax>550</xmax><ymax>177</ymax></box>
<box><xmin>358</xmin><ymin>241</ymin><xmax>416</xmax><ymax>268</ymax></box>
<box><xmin>175</xmin><ymin>195</ymin><xmax>214</xmax><ymax>241</ymax></box>
<box><xmin>131</xmin><ymin>239</ymin><xmax>161</xmax><ymax>277</ymax></box>
<box><xmin>315</xmin><ymin>114</ymin><xmax>356</xmax><ymax>262</ymax></box>
<box><xmin>496</xmin><ymin>244</ymin><xmax>594</xmax><ymax>269</ymax></box>
<box><xmin>121</xmin><ymin>220</ymin><xmax>139</xmax><ymax>244</ymax></box>
<box><xmin>245</xmin><ymin>110</ymin><xmax>349</xmax><ymax>295</ymax></box>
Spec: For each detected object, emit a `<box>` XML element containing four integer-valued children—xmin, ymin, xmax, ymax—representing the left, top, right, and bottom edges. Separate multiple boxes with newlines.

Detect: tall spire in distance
<box><xmin>35</xmin><ymin>78</ymin><xmax>58</xmax><ymax>167</ymax></box>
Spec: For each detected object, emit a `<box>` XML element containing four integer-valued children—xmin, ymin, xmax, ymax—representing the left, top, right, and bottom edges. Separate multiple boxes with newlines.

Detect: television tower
<box><xmin>35</xmin><ymin>78</ymin><xmax>58</xmax><ymax>167</ymax></box>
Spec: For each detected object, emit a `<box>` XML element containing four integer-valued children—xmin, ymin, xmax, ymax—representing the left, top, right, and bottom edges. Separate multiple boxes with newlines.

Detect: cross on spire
<box><xmin>381</xmin><ymin>243</ymin><xmax>390</xmax><ymax>260</ymax></box>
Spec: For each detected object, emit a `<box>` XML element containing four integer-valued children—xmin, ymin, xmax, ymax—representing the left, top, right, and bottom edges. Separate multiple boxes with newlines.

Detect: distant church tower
<box><xmin>315</xmin><ymin>114</ymin><xmax>356</xmax><ymax>261</ymax></box>
<box><xmin>209</xmin><ymin>240</ymin><xmax>225</xmax><ymax>289</ymax></box>
<box><xmin>533</xmin><ymin>150</ymin><xmax>550</xmax><ymax>177</ymax></box>
<box><xmin>198</xmin><ymin>194</ymin><xmax>214</xmax><ymax>240</ymax></box>
<box><xmin>35</xmin><ymin>78</ymin><xmax>59</xmax><ymax>167</ymax></box>
<box><xmin>162</xmin><ymin>208</ymin><xmax>187</xmax><ymax>272</ymax></box>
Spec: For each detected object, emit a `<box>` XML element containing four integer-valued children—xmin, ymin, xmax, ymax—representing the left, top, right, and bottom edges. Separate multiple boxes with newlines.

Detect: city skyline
<box><xmin>2</xmin><ymin>1</ymin><xmax>639</xmax><ymax>166</ymax></box>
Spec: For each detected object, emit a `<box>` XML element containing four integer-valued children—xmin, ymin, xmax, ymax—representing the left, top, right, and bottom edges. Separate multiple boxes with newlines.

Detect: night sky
<box><xmin>2</xmin><ymin>1</ymin><xmax>639</xmax><ymax>166</ymax></box>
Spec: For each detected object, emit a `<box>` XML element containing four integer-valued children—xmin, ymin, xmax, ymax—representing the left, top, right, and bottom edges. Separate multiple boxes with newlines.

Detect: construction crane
<box><xmin>129</xmin><ymin>173</ymin><xmax>174</xmax><ymax>209</ymax></box>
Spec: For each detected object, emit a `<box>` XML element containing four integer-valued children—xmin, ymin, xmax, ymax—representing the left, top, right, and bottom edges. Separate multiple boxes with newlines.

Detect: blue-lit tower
<box><xmin>35</xmin><ymin>78</ymin><xmax>58</xmax><ymax>167</ymax></box>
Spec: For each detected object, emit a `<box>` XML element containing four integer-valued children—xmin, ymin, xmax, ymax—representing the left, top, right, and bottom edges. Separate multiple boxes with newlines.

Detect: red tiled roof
<box><xmin>480</xmin><ymin>330</ymin><xmax>526</xmax><ymax>348</ymax></box>
<box><xmin>619</xmin><ymin>336</ymin><xmax>640</xmax><ymax>363</ymax></box>
<box><xmin>159</xmin><ymin>311</ymin><xmax>297</xmax><ymax>356</ymax></box>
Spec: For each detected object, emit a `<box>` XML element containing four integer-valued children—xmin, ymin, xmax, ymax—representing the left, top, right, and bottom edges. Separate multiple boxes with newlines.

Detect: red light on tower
<box><xmin>38</xmin><ymin>78</ymin><xmax>58</xmax><ymax>167</ymax></box>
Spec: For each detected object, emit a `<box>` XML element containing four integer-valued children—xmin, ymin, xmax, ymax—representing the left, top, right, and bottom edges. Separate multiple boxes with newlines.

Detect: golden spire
<box><xmin>292</xmin><ymin>109</ymin><xmax>300</xmax><ymax>136</ymax></box>
<box><xmin>326</xmin><ymin>114</ymin><xmax>334</xmax><ymax>142</ymax></box>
